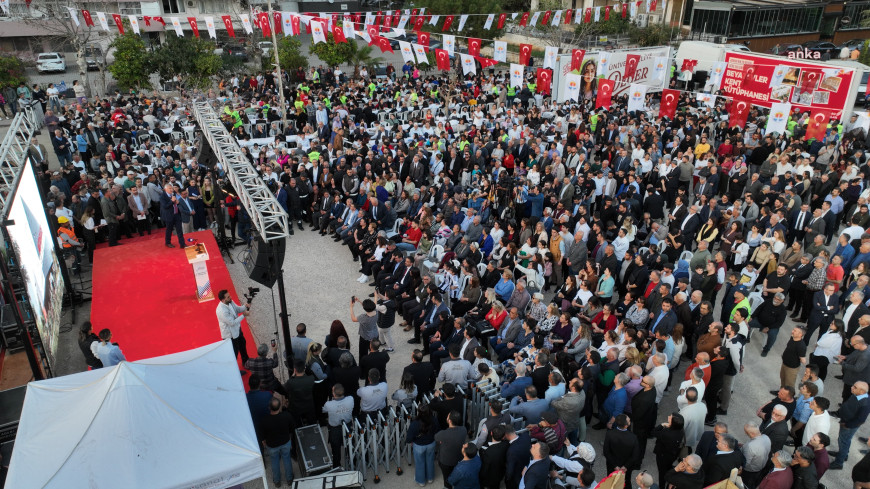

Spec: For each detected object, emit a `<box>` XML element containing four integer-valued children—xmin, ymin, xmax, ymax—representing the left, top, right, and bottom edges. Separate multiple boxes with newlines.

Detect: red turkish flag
<box><xmin>273</xmin><ymin>11</ymin><xmax>282</xmax><ymax>34</ymax></box>
<box><xmin>801</xmin><ymin>69</ymin><xmax>822</xmax><ymax>93</ymax></box>
<box><xmin>332</xmin><ymin>22</ymin><xmax>346</xmax><ymax>43</ymax></box>
<box><xmin>111</xmin><ymin>13</ymin><xmax>124</xmax><ymax>34</ymax></box>
<box><xmin>366</xmin><ymin>24</ymin><xmax>379</xmax><ymax>42</ymax></box>
<box><xmin>806</xmin><ymin>109</ymin><xmax>830</xmax><ymax>141</ymax></box>
<box><xmin>468</xmin><ymin>38</ymin><xmax>482</xmax><ymax>56</ymax></box>
<box><xmin>188</xmin><ymin>17</ymin><xmax>200</xmax><ymax>37</ymax></box>
<box><xmin>258</xmin><ymin>12</ymin><xmax>271</xmax><ymax>36</ymax></box>
<box><xmin>585</xmin><ymin>8</ymin><xmax>592</xmax><ymax>22</ymax></box>
<box><xmin>418</xmin><ymin>31</ymin><xmax>430</xmax><ymax>51</ymax></box>
<box><xmin>519</xmin><ymin>12</ymin><xmax>529</xmax><ymax>26</ymax></box>
<box><xmin>536</xmin><ymin>68</ymin><xmax>552</xmax><ymax>94</ymax></box>
<box><xmin>435</xmin><ymin>49</ymin><xmax>450</xmax><ymax>70</ymax></box>
<box><xmin>729</xmin><ymin>99</ymin><xmax>751</xmax><ymax>129</ymax></box>
<box><xmin>383</xmin><ymin>14</ymin><xmax>391</xmax><ymax>28</ymax></box>
<box><xmin>680</xmin><ymin>59</ymin><xmax>698</xmax><ymax>73</ymax></box>
<box><xmin>377</xmin><ymin>36</ymin><xmax>393</xmax><ymax>53</ymax></box>
<box><xmin>475</xmin><ymin>56</ymin><xmax>499</xmax><ymax>68</ymax></box>
<box><xmin>519</xmin><ymin>43</ymin><xmax>532</xmax><ymax>65</ymax></box>
<box><xmin>596</xmin><ymin>79</ymin><xmax>615</xmax><ymax>109</ymax></box>
<box><xmin>413</xmin><ymin>16</ymin><xmax>425</xmax><ymax>30</ymax></box>
<box><xmin>564</xmin><ymin>9</ymin><xmax>573</xmax><ymax>24</ymax></box>
<box><xmin>605</xmin><ymin>6</ymin><xmax>612</xmax><ymax>20</ymax></box>
<box><xmin>497</xmin><ymin>13</ymin><xmax>506</xmax><ymax>29</ymax></box>
<box><xmin>542</xmin><ymin>11</ymin><xmax>551</xmax><ymax>25</ymax></box>
<box><xmin>222</xmin><ymin>15</ymin><xmax>235</xmax><ymax>37</ymax></box>
<box><xmin>82</xmin><ymin>10</ymin><xmax>94</xmax><ymax>27</ymax></box>
<box><xmin>374</xmin><ymin>11</ymin><xmax>383</xmax><ymax>26</ymax></box>
<box><xmin>410</xmin><ymin>8</ymin><xmax>418</xmax><ymax>20</ymax></box>
<box><xmin>741</xmin><ymin>63</ymin><xmax>759</xmax><ymax>90</ymax></box>
<box><xmin>651</xmin><ymin>0</ymin><xmax>658</xmax><ymax>10</ymax></box>
<box><xmin>625</xmin><ymin>54</ymin><xmax>640</xmax><ymax>79</ymax></box>
<box><xmin>659</xmin><ymin>89</ymin><xmax>679</xmax><ymax>119</ymax></box>
<box><xmin>621</xmin><ymin>3</ymin><xmax>628</xmax><ymax>18</ymax></box>
<box><xmin>571</xmin><ymin>49</ymin><xmax>585</xmax><ymax>72</ymax></box>
<box><xmin>352</xmin><ymin>13</ymin><xmax>361</xmax><ymax>26</ymax></box>
<box><xmin>392</xmin><ymin>11</ymin><xmax>400</xmax><ymax>26</ymax></box>
<box><xmin>442</xmin><ymin>15</ymin><xmax>454</xmax><ymax>31</ymax></box>
<box><xmin>291</xmin><ymin>15</ymin><xmax>301</xmax><ymax>35</ymax></box>
<box><xmin>152</xmin><ymin>16</ymin><xmax>166</xmax><ymax>27</ymax></box>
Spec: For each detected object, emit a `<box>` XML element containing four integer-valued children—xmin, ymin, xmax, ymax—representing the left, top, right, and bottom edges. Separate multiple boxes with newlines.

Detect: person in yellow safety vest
<box><xmin>527</xmin><ymin>82</ymin><xmax>536</xmax><ymax>92</ymax></box>
<box><xmin>590</xmin><ymin>113</ymin><xmax>599</xmax><ymax>132</ymax></box>
<box><xmin>322</xmin><ymin>96</ymin><xmax>331</xmax><ymax>109</ymax></box>
<box><xmin>308</xmin><ymin>149</ymin><xmax>321</xmax><ymax>162</ymax></box>
<box><xmin>57</xmin><ymin>216</ymin><xmax>83</xmax><ymax>272</ymax></box>
<box><xmin>224</xmin><ymin>106</ymin><xmax>243</xmax><ymax>130</ymax></box>
<box><xmin>430</xmin><ymin>88</ymin><xmax>439</xmax><ymax>99</ymax></box>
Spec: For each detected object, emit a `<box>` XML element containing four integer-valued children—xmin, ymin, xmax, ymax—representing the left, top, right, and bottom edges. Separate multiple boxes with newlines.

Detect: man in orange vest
<box><xmin>57</xmin><ymin>216</ymin><xmax>83</xmax><ymax>273</ymax></box>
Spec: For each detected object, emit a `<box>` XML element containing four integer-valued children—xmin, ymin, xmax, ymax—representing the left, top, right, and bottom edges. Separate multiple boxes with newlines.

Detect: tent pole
<box><xmin>262</xmin><ymin>474</ymin><xmax>270</xmax><ymax>488</ymax></box>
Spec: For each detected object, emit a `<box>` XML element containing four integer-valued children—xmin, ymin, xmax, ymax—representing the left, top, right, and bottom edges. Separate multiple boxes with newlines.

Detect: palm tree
<box><xmin>347</xmin><ymin>42</ymin><xmax>384</xmax><ymax>78</ymax></box>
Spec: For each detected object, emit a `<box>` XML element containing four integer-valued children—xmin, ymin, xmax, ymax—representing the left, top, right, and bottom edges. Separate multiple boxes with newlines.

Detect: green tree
<box><xmin>860</xmin><ymin>41</ymin><xmax>870</xmax><ymax>66</ymax></box>
<box><xmin>0</xmin><ymin>55</ymin><xmax>27</xmax><ymax>91</ymax></box>
<box><xmin>421</xmin><ymin>0</ymin><xmax>504</xmax><ymax>42</ymax></box>
<box><xmin>629</xmin><ymin>23</ymin><xmax>680</xmax><ymax>47</ymax></box>
<box><xmin>308</xmin><ymin>34</ymin><xmax>356</xmax><ymax>67</ymax></box>
<box><xmin>264</xmin><ymin>37</ymin><xmax>309</xmax><ymax>72</ymax></box>
<box><xmin>346</xmin><ymin>42</ymin><xmax>385</xmax><ymax>77</ymax></box>
<box><xmin>150</xmin><ymin>36</ymin><xmax>222</xmax><ymax>90</ymax></box>
<box><xmin>108</xmin><ymin>33</ymin><xmax>152</xmax><ymax>91</ymax></box>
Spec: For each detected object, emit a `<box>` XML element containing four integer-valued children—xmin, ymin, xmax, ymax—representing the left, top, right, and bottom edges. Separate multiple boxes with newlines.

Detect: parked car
<box><xmin>802</xmin><ymin>41</ymin><xmax>839</xmax><ymax>59</ymax></box>
<box><xmin>84</xmin><ymin>46</ymin><xmax>104</xmax><ymax>71</ymax></box>
<box><xmin>36</xmin><ymin>52</ymin><xmax>66</xmax><ymax>73</ymax></box>
<box><xmin>257</xmin><ymin>41</ymin><xmax>273</xmax><ymax>55</ymax></box>
<box><xmin>840</xmin><ymin>39</ymin><xmax>866</xmax><ymax>51</ymax></box>
<box><xmin>224</xmin><ymin>43</ymin><xmax>249</xmax><ymax>61</ymax></box>
<box><xmin>767</xmin><ymin>44</ymin><xmax>803</xmax><ymax>56</ymax></box>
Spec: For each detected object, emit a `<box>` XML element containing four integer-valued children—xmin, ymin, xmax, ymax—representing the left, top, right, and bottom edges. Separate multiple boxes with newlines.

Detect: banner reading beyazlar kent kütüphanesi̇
<box><xmin>555</xmin><ymin>46</ymin><xmax>671</xmax><ymax>104</ymax></box>
<box><xmin>720</xmin><ymin>51</ymin><xmax>859</xmax><ymax>120</ymax></box>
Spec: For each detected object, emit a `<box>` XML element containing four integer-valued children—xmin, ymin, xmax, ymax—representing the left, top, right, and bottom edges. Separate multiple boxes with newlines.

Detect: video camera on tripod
<box><xmin>243</xmin><ymin>286</ymin><xmax>260</xmax><ymax>305</ymax></box>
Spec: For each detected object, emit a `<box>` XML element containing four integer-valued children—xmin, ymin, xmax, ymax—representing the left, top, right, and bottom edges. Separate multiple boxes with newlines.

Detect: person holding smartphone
<box><xmin>217</xmin><ymin>289</ymin><xmax>251</xmax><ymax>373</ymax></box>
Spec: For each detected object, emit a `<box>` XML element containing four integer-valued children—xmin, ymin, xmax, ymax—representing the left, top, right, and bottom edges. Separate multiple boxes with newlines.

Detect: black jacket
<box><xmin>762</xmin><ymin>419</ymin><xmax>790</xmax><ymax>454</ymax></box>
<box><xmin>631</xmin><ymin>389</ymin><xmax>658</xmax><ymax>432</ymax></box>
<box><xmin>652</xmin><ymin>425</ymin><xmax>685</xmax><ymax>461</ymax></box>
<box><xmin>603</xmin><ymin>428</ymin><xmax>640</xmax><ymax>471</ymax></box>
<box><xmin>403</xmin><ymin>362</ymin><xmax>436</xmax><ymax>400</ymax></box>
<box><xmin>791</xmin><ymin>463</ymin><xmax>819</xmax><ymax>489</ymax></box>
<box><xmin>702</xmin><ymin>450</ymin><xmax>744</xmax><ymax>485</ymax></box>
<box><xmin>479</xmin><ymin>440</ymin><xmax>508</xmax><ymax>489</ymax></box>
<box><xmin>504</xmin><ymin>432</ymin><xmax>532</xmax><ymax>486</ymax></box>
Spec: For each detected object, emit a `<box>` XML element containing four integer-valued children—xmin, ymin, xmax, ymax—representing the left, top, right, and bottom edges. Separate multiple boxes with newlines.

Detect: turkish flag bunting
<box><xmin>258</xmin><ymin>12</ymin><xmax>271</xmax><ymax>36</ymax></box>
<box><xmin>536</xmin><ymin>68</ymin><xmax>552</xmax><ymax>94</ymax></box>
<box><xmin>542</xmin><ymin>11</ymin><xmax>551</xmax><ymax>25</ymax></box>
<box><xmin>585</xmin><ymin>8</ymin><xmax>592</xmax><ymax>22</ymax></box>
<box><xmin>519</xmin><ymin>12</ymin><xmax>529</xmax><ymax>26</ymax></box>
<box><xmin>498</xmin><ymin>13</ymin><xmax>506</xmax><ymax>29</ymax></box>
<box><xmin>383</xmin><ymin>14</ymin><xmax>391</xmax><ymax>28</ymax></box>
<box><xmin>222</xmin><ymin>15</ymin><xmax>235</xmax><ymax>37</ymax></box>
<box><xmin>571</xmin><ymin>49</ymin><xmax>585</xmax><ymax>72</ymax></box>
<box><xmin>468</xmin><ymin>38</ymin><xmax>481</xmax><ymax>56</ymax></box>
<box><xmin>659</xmin><ymin>89</ymin><xmax>679</xmax><ymax>119</ymax></box>
<box><xmin>377</xmin><ymin>36</ymin><xmax>393</xmax><ymax>53</ymax></box>
<box><xmin>367</xmin><ymin>24</ymin><xmax>380</xmax><ymax>43</ymax></box>
<box><xmin>82</xmin><ymin>10</ymin><xmax>94</xmax><ymax>26</ymax></box>
<box><xmin>729</xmin><ymin>99</ymin><xmax>751</xmax><ymax>129</ymax></box>
<box><xmin>375</xmin><ymin>11</ymin><xmax>382</xmax><ymax>26</ymax></box>
<box><xmin>418</xmin><ymin>31</ymin><xmax>430</xmax><ymax>50</ymax></box>
<box><xmin>475</xmin><ymin>56</ymin><xmax>499</xmax><ymax>68</ymax></box>
<box><xmin>332</xmin><ymin>23</ymin><xmax>346</xmax><ymax>42</ymax></box>
<box><xmin>411</xmin><ymin>8</ymin><xmax>418</xmax><ymax>20</ymax></box>
<box><xmin>741</xmin><ymin>63</ymin><xmax>759</xmax><ymax>90</ymax></box>
<box><xmin>442</xmin><ymin>15</ymin><xmax>454</xmax><ymax>31</ymax></box>
<box><xmin>291</xmin><ymin>15</ymin><xmax>301</xmax><ymax>35</ymax></box>
<box><xmin>352</xmin><ymin>13</ymin><xmax>361</xmax><ymax>25</ymax></box>
<box><xmin>806</xmin><ymin>109</ymin><xmax>830</xmax><ymax>141</ymax></box>
<box><xmin>681</xmin><ymin>59</ymin><xmax>698</xmax><ymax>72</ymax></box>
<box><xmin>622</xmin><ymin>3</ymin><xmax>628</xmax><ymax>18</ymax></box>
<box><xmin>112</xmin><ymin>13</ymin><xmax>124</xmax><ymax>34</ymax></box>
<box><xmin>801</xmin><ymin>69</ymin><xmax>822</xmax><ymax>93</ymax></box>
<box><xmin>153</xmin><ymin>16</ymin><xmax>166</xmax><ymax>27</ymax></box>
<box><xmin>596</xmin><ymin>79</ymin><xmax>615</xmax><ymax>109</ymax></box>
<box><xmin>435</xmin><ymin>49</ymin><xmax>450</xmax><ymax>70</ymax></box>
<box><xmin>651</xmin><ymin>0</ymin><xmax>658</xmax><ymax>10</ymax></box>
<box><xmin>625</xmin><ymin>54</ymin><xmax>640</xmax><ymax>79</ymax></box>
<box><xmin>564</xmin><ymin>9</ymin><xmax>573</xmax><ymax>24</ymax></box>
<box><xmin>273</xmin><ymin>11</ymin><xmax>282</xmax><ymax>34</ymax></box>
<box><xmin>519</xmin><ymin>43</ymin><xmax>532</xmax><ymax>65</ymax></box>
<box><xmin>188</xmin><ymin>17</ymin><xmax>200</xmax><ymax>37</ymax></box>
<box><xmin>392</xmin><ymin>12</ymin><xmax>400</xmax><ymax>26</ymax></box>
<box><xmin>413</xmin><ymin>16</ymin><xmax>425</xmax><ymax>30</ymax></box>
<box><xmin>605</xmin><ymin>5</ymin><xmax>612</xmax><ymax>20</ymax></box>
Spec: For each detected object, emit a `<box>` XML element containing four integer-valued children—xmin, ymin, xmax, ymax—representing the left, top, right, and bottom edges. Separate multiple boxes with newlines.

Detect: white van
<box><xmin>674</xmin><ymin>41</ymin><xmax>750</xmax><ymax>73</ymax></box>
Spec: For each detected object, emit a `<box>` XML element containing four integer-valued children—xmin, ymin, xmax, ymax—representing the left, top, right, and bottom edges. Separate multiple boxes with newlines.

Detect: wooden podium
<box><xmin>185</xmin><ymin>242</ymin><xmax>214</xmax><ymax>302</ymax></box>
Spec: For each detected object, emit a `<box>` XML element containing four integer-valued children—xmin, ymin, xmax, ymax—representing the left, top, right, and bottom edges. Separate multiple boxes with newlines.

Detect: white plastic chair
<box><xmin>754</xmin><ymin>284</ymin><xmax>764</xmax><ymax>294</ymax></box>
<box><xmin>476</xmin><ymin>262</ymin><xmax>486</xmax><ymax>276</ymax></box>
<box><xmin>679</xmin><ymin>250</ymin><xmax>694</xmax><ymax>262</ymax></box>
<box><xmin>638</xmin><ymin>246</ymin><xmax>650</xmax><ymax>256</ymax></box>
<box><xmin>657</xmin><ymin>241</ymin><xmax>667</xmax><ymax>253</ymax></box>
<box><xmin>747</xmin><ymin>293</ymin><xmax>764</xmax><ymax>313</ymax></box>
<box><xmin>423</xmin><ymin>244</ymin><xmax>445</xmax><ymax>271</ymax></box>
<box><xmin>385</xmin><ymin>217</ymin><xmax>403</xmax><ymax>239</ymax></box>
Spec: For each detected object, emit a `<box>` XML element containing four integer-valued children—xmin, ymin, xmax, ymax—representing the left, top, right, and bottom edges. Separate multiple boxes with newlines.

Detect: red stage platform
<box><xmin>90</xmin><ymin>231</ymin><xmax>257</xmax><ymax>367</ymax></box>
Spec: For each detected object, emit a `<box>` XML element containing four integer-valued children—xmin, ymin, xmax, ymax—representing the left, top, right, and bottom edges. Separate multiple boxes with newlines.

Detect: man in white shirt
<box><xmin>677</xmin><ymin>367</ymin><xmax>706</xmax><ymax>410</ymax></box>
<box><xmin>649</xmin><ymin>353</ymin><xmax>670</xmax><ymax>403</ymax></box>
<box><xmin>801</xmin><ymin>397</ymin><xmax>832</xmax><ymax>445</ymax></box>
<box><xmin>680</xmin><ymin>387</ymin><xmax>708</xmax><ymax>448</ymax></box>
<box><xmin>216</xmin><ymin>289</ymin><xmax>251</xmax><ymax>372</ymax></box>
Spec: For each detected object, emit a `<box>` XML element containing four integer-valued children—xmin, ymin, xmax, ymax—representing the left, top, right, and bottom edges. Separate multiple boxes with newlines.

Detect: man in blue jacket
<box><xmin>159</xmin><ymin>183</ymin><xmax>185</xmax><ymax>248</ymax></box>
<box><xmin>447</xmin><ymin>442</ymin><xmax>482</xmax><ymax>489</ymax></box>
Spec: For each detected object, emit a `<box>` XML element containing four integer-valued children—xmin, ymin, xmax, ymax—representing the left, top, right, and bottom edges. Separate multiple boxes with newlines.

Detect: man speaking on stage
<box><xmin>216</xmin><ymin>289</ymin><xmax>251</xmax><ymax>373</ymax></box>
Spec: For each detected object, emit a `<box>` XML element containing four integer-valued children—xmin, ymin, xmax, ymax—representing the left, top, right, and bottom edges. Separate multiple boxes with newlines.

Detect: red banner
<box><xmin>571</xmin><ymin>49</ymin><xmax>585</xmax><ymax>72</ymax></box>
<box><xmin>497</xmin><ymin>13</ymin><xmax>506</xmax><ymax>29</ymax></box>
<box><xmin>806</xmin><ymin>109</ymin><xmax>830</xmax><ymax>141</ymax></box>
<box><xmin>605</xmin><ymin>5</ymin><xmax>611</xmax><ymax>20</ymax></box>
<box><xmin>418</xmin><ymin>31</ymin><xmax>430</xmax><ymax>51</ymax></box>
<box><xmin>332</xmin><ymin>22</ymin><xmax>346</xmax><ymax>42</ymax></box>
<box><xmin>188</xmin><ymin>17</ymin><xmax>200</xmax><ymax>37</ymax></box>
<box><xmin>564</xmin><ymin>9</ymin><xmax>573</xmax><ymax>24</ymax></box>
<box><xmin>651</xmin><ymin>0</ymin><xmax>658</xmax><ymax>11</ymax></box>
<box><xmin>435</xmin><ymin>49</ymin><xmax>450</xmax><ymax>70</ymax></box>
<box><xmin>112</xmin><ymin>13</ymin><xmax>124</xmax><ymax>35</ymax></box>
<box><xmin>377</xmin><ymin>36</ymin><xmax>393</xmax><ymax>53</ymax></box>
<box><xmin>442</xmin><ymin>15</ymin><xmax>454</xmax><ymax>31</ymax></box>
<box><xmin>729</xmin><ymin>99</ymin><xmax>751</xmax><ymax>128</ymax></box>
<box><xmin>625</xmin><ymin>54</ymin><xmax>640</xmax><ymax>79</ymax></box>
<box><xmin>659</xmin><ymin>89</ymin><xmax>679</xmax><ymax>119</ymax></box>
<box><xmin>153</xmin><ymin>16</ymin><xmax>166</xmax><ymax>27</ymax></box>
<box><xmin>519</xmin><ymin>43</ymin><xmax>532</xmax><ymax>65</ymax></box>
<box><xmin>413</xmin><ymin>16</ymin><xmax>425</xmax><ymax>30</ymax></box>
<box><xmin>375</xmin><ymin>11</ymin><xmax>383</xmax><ymax>26</ymax></box>
<box><xmin>273</xmin><ymin>11</ymin><xmax>282</xmax><ymax>34</ymax></box>
<box><xmin>621</xmin><ymin>3</ymin><xmax>628</xmax><ymax>18</ymax></box>
<box><xmin>596</xmin><ymin>79</ymin><xmax>615</xmax><ymax>109</ymax></box>
<box><xmin>82</xmin><ymin>10</ymin><xmax>94</xmax><ymax>27</ymax></box>
<box><xmin>291</xmin><ymin>15</ymin><xmax>301</xmax><ymax>35</ymax></box>
<box><xmin>222</xmin><ymin>15</ymin><xmax>235</xmax><ymax>37</ymax></box>
<box><xmin>468</xmin><ymin>38</ymin><xmax>481</xmax><ymax>56</ymax></box>
<box><xmin>258</xmin><ymin>12</ymin><xmax>271</xmax><ymax>36</ymax></box>
<box><xmin>680</xmin><ymin>59</ymin><xmax>697</xmax><ymax>72</ymax></box>
<box><xmin>541</xmin><ymin>11</ymin><xmax>551</xmax><ymax>25</ymax></box>
<box><xmin>536</xmin><ymin>68</ymin><xmax>552</xmax><ymax>94</ymax></box>
<box><xmin>475</xmin><ymin>55</ymin><xmax>499</xmax><ymax>68</ymax></box>
<box><xmin>519</xmin><ymin>12</ymin><xmax>529</xmax><ymax>26</ymax></box>
<box><xmin>383</xmin><ymin>14</ymin><xmax>391</xmax><ymax>28</ymax></box>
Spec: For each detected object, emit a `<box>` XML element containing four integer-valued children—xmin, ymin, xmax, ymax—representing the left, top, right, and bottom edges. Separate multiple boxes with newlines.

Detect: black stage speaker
<box><xmin>243</xmin><ymin>237</ymin><xmax>286</xmax><ymax>287</ymax></box>
<box><xmin>196</xmin><ymin>133</ymin><xmax>218</xmax><ymax>169</ymax></box>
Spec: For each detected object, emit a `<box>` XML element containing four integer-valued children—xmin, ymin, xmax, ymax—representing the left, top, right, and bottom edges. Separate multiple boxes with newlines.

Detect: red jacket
<box><xmin>757</xmin><ymin>466</ymin><xmax>793</xmax><ymax>489</ymax></box>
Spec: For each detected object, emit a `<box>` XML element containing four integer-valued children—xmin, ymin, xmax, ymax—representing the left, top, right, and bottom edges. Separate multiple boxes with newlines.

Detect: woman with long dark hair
<box><xmin>652</xmin><ymin>412</ymin><xmax>686</xmax><ymax>489</ymax></box>
<box><xmin>325</xmin><ymin>320</ymin><xmax>351</xmax><ymax>350</ymax></box>
<box><xmin>407</xmin><ymin>403</ymin><xmax>439</xmax><ymax>486</ymax></box>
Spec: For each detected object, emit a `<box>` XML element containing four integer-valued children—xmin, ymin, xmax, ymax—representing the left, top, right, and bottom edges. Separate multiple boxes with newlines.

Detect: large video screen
<box><xmin>6</xmin><ymin>158</ymin><xmax>64</xmax><ymax>366</ymax></box>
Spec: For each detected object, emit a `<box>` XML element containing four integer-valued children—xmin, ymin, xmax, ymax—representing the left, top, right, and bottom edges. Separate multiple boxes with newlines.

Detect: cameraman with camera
<box><xmin>216</xmin><ymin>289</ymin><xmax>253</xmax><ymax>373</ymax></box>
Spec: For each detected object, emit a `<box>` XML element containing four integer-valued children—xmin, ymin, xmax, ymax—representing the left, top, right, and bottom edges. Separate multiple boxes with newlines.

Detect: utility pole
<box><xmin>266</xmin><ymin>0</ymin><xmax>289</xmax><ymax>133</ymax></box>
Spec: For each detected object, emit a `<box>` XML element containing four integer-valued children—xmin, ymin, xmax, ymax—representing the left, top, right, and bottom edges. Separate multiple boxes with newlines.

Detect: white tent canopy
<box><xmin>6</xmin><ymin>340</ymin><xmax>266</xmax><ymax>489</ymax></box>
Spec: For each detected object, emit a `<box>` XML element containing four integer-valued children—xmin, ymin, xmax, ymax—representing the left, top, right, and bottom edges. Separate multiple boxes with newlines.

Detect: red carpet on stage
<box><xmin>90</xmin><ymin>231</ymin><xmax>257</xmax><ymax>367</ymax></box>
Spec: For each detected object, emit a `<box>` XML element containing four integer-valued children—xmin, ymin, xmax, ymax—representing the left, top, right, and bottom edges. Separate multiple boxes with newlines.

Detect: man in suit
<box><xmin>829</xmin><ymin>381</ymin><xmax>870</xmax><ymax>469</ymax></box>
<box><xmin>417</xmin><ymin>293</ymin><xmax>449</xmax><ymax>352</ymax></box>
<box><xmin>702</xmin><ymin>433</ymin><xmax>744</xmax><ymax>485</ymax></box>
<box><xmin>177</xmin><ymin>187</ymin><xmax>196</xmax><ymax>235</ymax></box>
<box><xmin>27</xmin><ymin>136</ymin><xmax>48</xmax><ymax>173</ymax></box>
<box><xmin>844</xmin><ymin>292</ymin><xmax>870</xmax><ymax>340</ymax></box>
<box><xmin>761</xmin><ymin>404</ymin><xmax>791</xmax><ymax>454</ymax></box>
<box><xmin>790</xmin><ymin>203</ymin><xmax>811</xmax><ymax>245</ymax></box>
<box><xmin>802</xmin><ymin>208</ymin><xmax>826</xmax><ymax>248</ymax></box>
<box><xmin>632</xmin><ymin>375</ymin><xmax>659</xmax><ymax>454</ymax></box>
<box><xmin>694</xmin><ymin>176</ymin><xmax>714</xmax><ymax>203</ymax></box>
<box><xmin>530</xmin><ymin>354</ymin><xmax>552</xmax><ymax>400</ymax></box>
<box><xmin>402</xmin><ymin>349</ymin><xmax>435</xmax><ymax>401</ymax></box>
<box><xmin>100</xmin><ymin>187</ymin><xmax>123</xmax><ymax>247</ymax></box>
<box><xmin>127</xmin><ymin>185</ymin><xmax>150</xmax><ymax>236</ymax></box>
<box><xmin>680</xmin><ymin>205</ymin><xmax>702</xmax><ymax>249</ymax></box>
<box><xmin>558</xmin><ymin>177</ymin><xmax>575</xmax><ymax>207</ymax></box>
<box><xmin>519</xmin><ymin>441</ymin><xmax>550</xmax><ymax>489</ymax></box>
<box><xmin>838</xmin><ymin>337</ymin><xmax>870</xmax><ymax>402</ymax></box>
<box><xmin>806</xmin><ymin>283</ymin><xmax>839</xmax><ymax>344</ymax></box>
<box><xmin>649</xmin><ymin>298</ymin><xmax>678</xmax><ymax>337</ymax></box>
<box><xmin>460</xmin><ymin>327</ymin><xmax>480</xmax><ymax>363</ymax></box>
<box><xmin>669</xmin><ymin>196</ymin><xmax>688</xmax><ymax>227</ymax></box>
<box><xmin>613</xmin><ymin>148</ymin><xmax>631</xmax><ymax>174</ymax></box>
<box><xmin>644</xmin><ymin>186</ymin><xmax>666</xmax><ymax>222</ymax></box>
<box><xmin>159</xmin><ymin>183</ymin><xmax>185</xmax><ymax>248</ymax></box>
<box><xmin>603</xmin><ymin>414</ymin><xmax>640</xmax><ymax>482</ymax></box>
<box><xmin>513</xmin><ymin>138</ymin><xmax>530</xmax><ymax>163</ymax></box>
<box><xmin>479</xmin><ymin>425</ymin><xmax>509</xmax><ymax>489</ymax></box>
<box><xmin>757</xmin><ymin>450</ymin><xmax>793</xmax><ymax>489</ymax></box>
<box><xmin>504</xmin><ymin>424</ymin><xmax>532</xmax><ymax>489</ymax></box>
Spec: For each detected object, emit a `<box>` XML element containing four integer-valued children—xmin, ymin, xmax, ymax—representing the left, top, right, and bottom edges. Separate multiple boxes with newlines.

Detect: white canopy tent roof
<box><xmin>6</xmin><ymin>340</ymin><xmax>266</xmax><ymax>489</ymax></box>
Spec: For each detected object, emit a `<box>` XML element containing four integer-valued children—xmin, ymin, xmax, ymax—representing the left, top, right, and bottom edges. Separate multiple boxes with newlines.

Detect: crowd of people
<box><xmin>46</xmin><ymin>54</ymin><xmax>870</xmax><ymax>489</ymax></box>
